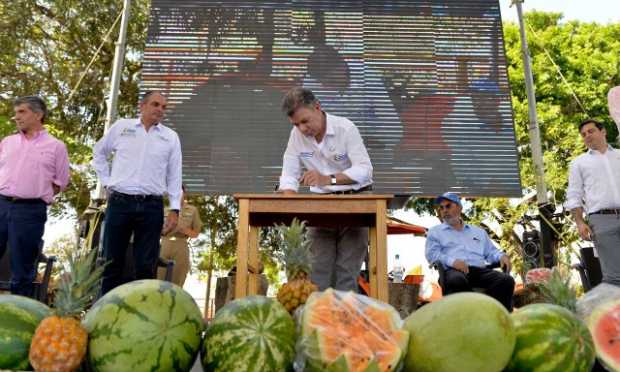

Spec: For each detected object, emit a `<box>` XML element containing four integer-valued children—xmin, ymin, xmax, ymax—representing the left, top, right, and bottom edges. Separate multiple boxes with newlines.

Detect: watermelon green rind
<box><xmin>404</xmin><ymin>292</ymin><xmax>516</xmax><ymax>372</ymax></box>
<box><xmin>0</xmin><ymin>295</ymin><xmax>51</xmax><ymax>371</ymax></box>
<box><xmin>588</xmin><ymin>299</ymin><xmax>620</xmax><ymax>371</ymax></box>
<box><xmin>505</xmin><ymin>303</ymin><xmax>595</xmax><ymax>372</ymax></box>
<box><xmin>83</xmin><ymin>279</ymin><xmax>204</xmax><ymax>372</ymax></box>
<box><xmin>202</xmin><ymin>295</ymin><xmax>296</xmax><ymax>372</ymax></box>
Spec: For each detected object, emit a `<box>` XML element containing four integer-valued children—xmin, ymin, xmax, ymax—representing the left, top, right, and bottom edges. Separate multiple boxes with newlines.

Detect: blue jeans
<box><xmin>101</xmin><ymin>193</ymin><xmax>164</xmax><ymax>294</ymax></box>
<box><xmin>0</xmin><ymin>198</ymin><xmax>47</xmax><ymax>296</ymax></box>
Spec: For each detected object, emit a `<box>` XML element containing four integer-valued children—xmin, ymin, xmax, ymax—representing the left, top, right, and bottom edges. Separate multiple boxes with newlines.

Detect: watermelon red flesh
<box><xmin>202</xmin><ymin>295</ymin><xmax>296</xmax><ymax>372</ymax></box>
<box><xmin>83</xmin><ymin>279</ymin><xmax>204</xmax><ymax>372</ymax></box>
<box><xmin>590</xmin><ymin>300</ymin><xmax>620</xmax><ymax>371</ymax></box>
<box><xmin>506</xmin><ymin>303</ymin><xmax>595</xmax><ymax>372</ymax></box>
<box><xmin>0</xmin><ymin>295</ymin><xmax>51</xmax><ymax>371</ymax></box>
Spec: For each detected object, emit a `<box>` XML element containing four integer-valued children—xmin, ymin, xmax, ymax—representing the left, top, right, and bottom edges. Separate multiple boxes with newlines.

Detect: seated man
<box><xmin>425</xmin><ymin>192</ymin><xmax>515</xmax><ymax>311</ymax></box>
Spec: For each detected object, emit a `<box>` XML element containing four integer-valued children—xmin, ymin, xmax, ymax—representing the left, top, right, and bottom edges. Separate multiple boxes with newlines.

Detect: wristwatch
<box><xmin>170</xmin><ymin>209</ymin><xmax>179</xmax><ymax>215</ymax></box>
<box><xmin>330</xmin><ymin>175</ymin><xmax>337</xmax><ymax>185</ymax></box>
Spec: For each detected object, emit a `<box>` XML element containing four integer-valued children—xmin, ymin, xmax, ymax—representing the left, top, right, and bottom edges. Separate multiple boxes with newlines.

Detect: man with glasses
<box><xmin>425</xmin><ymin>192</ymin><xmax>514</xmax><ymax>311</ymax></box>
<box><xmin>0</xmin><ymin>96</ymin><xmax>70</xmax><ymax>296</ymax></box>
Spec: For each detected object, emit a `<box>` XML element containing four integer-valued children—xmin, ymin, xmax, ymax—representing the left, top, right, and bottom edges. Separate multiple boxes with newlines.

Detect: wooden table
<box><xmin>233</xmin><ymin>193</ymin><xmax>393</xmax><ymax>303</ymax></box>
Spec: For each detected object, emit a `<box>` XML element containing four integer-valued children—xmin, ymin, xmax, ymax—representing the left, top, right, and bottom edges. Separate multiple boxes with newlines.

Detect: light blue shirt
<box><xmin>425</xmin><ymin>223</ymin><xmax>505</xmax><ymax>268</ymax></box>
<box><xmin>92</xmin><ymin>118</ymin><xmax>182</xmax><ymax>209</ymax></box>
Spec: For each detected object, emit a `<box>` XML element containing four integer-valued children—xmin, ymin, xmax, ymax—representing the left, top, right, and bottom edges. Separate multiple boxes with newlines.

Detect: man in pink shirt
<box><xmin>0</xmin><ymin>96</ymin><xmax>70</xmax><ymax>296</ymax></box>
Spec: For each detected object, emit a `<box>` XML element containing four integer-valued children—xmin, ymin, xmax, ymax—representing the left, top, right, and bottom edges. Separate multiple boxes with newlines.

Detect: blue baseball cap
<box><xmin>435</xmin><ymin>192</ymin><xmax>462</xmax><ymax>207</ymax></box>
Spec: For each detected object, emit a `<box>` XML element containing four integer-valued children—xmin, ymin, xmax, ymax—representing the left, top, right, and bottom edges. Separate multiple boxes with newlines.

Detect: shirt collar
<box><xmin>137</xmin><ymin>118</ymin><xmax>162</xmax><ymax>131</ymax></box>
<box><xmin>19</xmin><ymin>128</ymin><xmax>48</xmax><ymax>140</ymax></box>
<box><xmin>588</xmin><ymin>145</ymin><xmax>614</xmax><ymax>155</ymax></box>
<box><xmin>324</xmin><ymin>112</ymin><xmax>335</xmax><ymax>137</ymax></box>
<box><xmin>440</xmin><ymin>222</ymin><xmax>470</xmax><ymax>231</ymax></box>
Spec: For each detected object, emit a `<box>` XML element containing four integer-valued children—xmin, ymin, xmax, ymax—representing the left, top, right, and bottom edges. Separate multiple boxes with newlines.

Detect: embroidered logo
<box><xmin>300</xmin><ymin>151</ymin><xmax>314</xmax><ymax>159</ymax></box>
<box><xmin>334</xmin><ymin>153</ymin><xmax>348</xmax><ymax>161</ymax></box>
<box><xmin>120</xmin><ymin>128</ymin><xmax>137</xmax><ymax>137</ymax></box>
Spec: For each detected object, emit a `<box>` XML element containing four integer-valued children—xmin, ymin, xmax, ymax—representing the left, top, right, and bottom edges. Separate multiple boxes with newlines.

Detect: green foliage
<box><xmin>0</xmin><ymin>0</ymin><xmax>151</xmax><ymax>217</ymax></box>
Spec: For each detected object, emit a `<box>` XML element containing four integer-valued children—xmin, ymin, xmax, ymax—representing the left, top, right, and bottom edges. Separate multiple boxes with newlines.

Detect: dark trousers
<box><xmin>101</xmin><ymin>193</ymin><xmax>164</xmax><ymax>295</ymax></box>
<box><xmin>444</xmin><ymin>266</ymin><xmax>515</xmax><ymax>311</ymax></box>
<box><xmin>0</xmin><ymin>198</ymin><xmax>47</xmax><ymax>296</ymax></box>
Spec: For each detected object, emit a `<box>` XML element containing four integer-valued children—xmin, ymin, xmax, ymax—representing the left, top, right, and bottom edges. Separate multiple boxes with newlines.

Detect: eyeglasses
<box><xmin>438</xmin><ymin>203</ymin><xmax>453</xmax><ymax>210</ymax></box>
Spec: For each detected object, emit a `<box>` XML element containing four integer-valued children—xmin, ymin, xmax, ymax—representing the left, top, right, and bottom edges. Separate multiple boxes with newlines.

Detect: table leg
<box><xmin>375</xmin><ymin>200</ymin><xmax>389</xmax><ymax>302</ymax></box>
<box><xmin>248</xmin><ymin>226</ymin><xmax>260</xmax><ymax>295</ymax></box>
<box><xmin>369</xmin><ymin>227</ymin><xmax>377</xmax><ymax>299</ymax></box>
<box><xmin>235</xmin><ymin>199</ymin><xmax>249</xmax><ymax>298</ymax></box>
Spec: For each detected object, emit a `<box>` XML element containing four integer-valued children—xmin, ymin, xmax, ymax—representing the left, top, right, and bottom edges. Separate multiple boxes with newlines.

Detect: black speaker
<box><xmin>522</xmin><ymin>230</ymin><xmax>542</xmax><ymax>267</ymax></box>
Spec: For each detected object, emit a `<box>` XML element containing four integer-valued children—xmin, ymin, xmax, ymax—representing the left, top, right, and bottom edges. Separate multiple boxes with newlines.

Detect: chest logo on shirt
<box><xmin>120</xmin><ymin>128</ymin><xmax>137</xmax><ymax>137</ymax></box>
<box><xmin>300</xmin><ymin>151</ymin><xmax>314</xmax><ymax>159</ymax></box>
<box><xmin>334</xmin><ymin>153</ymin><xmax>348</xmax><ymax>161</ymax></box>
<box><xmin>157</xmin><ymin>134</ymin><xmax>170</xmax><ymax>142</ymax></box>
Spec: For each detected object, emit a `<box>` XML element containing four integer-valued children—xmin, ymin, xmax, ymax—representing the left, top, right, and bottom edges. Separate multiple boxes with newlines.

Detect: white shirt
<box><xmin>278</xmin><ymin>112</ymin><xmax>373</xmax><ymax>193</ymax></box>
<box><xmin>92</xmin><ymin>118</ymin><xmax>183</xmax><ymax>209</ymax></box>
<box><xmin>565</xmin><ymin>146</ymin><xmax>620</xmax><ymax>214</ymax></box>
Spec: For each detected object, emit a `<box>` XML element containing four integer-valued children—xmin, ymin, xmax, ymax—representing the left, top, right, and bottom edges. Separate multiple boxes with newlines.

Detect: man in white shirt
<box><xmin>566</xmin><ymin>119</ymin><xmax>620</xmax><ymax>286</ymax></box>
<box><xmin>278</xmin><ymin>87</ymin><xmax>373</xmax><ymax>291</ymax></box>
<box><xmin>92</xmin><ymin>91</ymin><xmax>183</xmax><ymax>294</ymax></box>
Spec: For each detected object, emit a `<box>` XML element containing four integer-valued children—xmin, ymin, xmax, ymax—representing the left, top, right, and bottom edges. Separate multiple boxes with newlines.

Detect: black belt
<box><xmin>589</xmin><ymin>208</ymin><xmax>620</xmax><ymax>215</ymax></box>
<box><xmin>329</xmin><ymin>185</ymin><xmax>373</xmax><ymax>195</ymax></box>
<box><xmin>110</xmin><ymin>191</ymin><xmax>163</xmax><ymax>202</ymax></box>
<box><xmin>0</xmin><ymin>194</ymin><xmax>45</xmax><ymax>204</ymax></box>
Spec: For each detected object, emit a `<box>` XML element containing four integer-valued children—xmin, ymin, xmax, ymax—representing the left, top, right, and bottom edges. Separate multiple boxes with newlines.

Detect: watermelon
<box><xmin>525</xmin><ymin>268</ymin><xmax>552</xmax><ymax>285</ymax></box>
<box><xmin>0</xmin><ymin>294</ymin><xmax>51</xmax><ymax>370</ymax></box>
<box><xmin>588</xmin><ymin>299</ymin><xmax>620</xmax><ymax>371</ymax></box>
<box><xmin>299</xmin><ymin>289</ymin><xmax>409</xmax><ymax>372</ymax></box>
<box><xmin>505</xmin><ymin>303</ymin><xmax>595</xmax><ymax>372</ymax></box>
<box><xmin>403</xmin><ymin>292</ymin><xmax>515</xmax><ymax>372</ymax></box>
<box><xmin>83</xmin><ymin>279</ymin><xmax>204</xmax><ymax>372</ymax></box>
<box><xmin>202</xmin><ymin>295</ymin><xmax>296</xmax><ymax>372</ymax></box>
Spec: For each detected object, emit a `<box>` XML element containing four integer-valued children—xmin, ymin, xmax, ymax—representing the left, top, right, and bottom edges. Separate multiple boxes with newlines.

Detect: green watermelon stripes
<box><xmin>0</xmin><ymin>295</ymin><xmax>51</xmax><ymax>371</ymax></box>
<box><xmin>83</xmin><ymin>279</ymin><xmax>204</xmax><ymax>372</ymax></box>
<box><xmin>203</xmin><ymin>296</ymin><xmax>296</xmax><ymax>372</ymax></box>
<box><xmin>506</xmin><ymin>304</ymin><xmax>595</xmax><ymax>372</ymax></box>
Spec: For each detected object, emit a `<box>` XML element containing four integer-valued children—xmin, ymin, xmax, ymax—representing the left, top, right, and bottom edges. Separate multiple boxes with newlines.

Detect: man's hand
<box><xmin>499</xmin><ymin>254</ymin><xmax>512</xmax><ymax>272</ymax></box>
<box><xmin>452</xmin><ymin>259</ymin><xmax>469</xmax><ymax>274</ymax></box>
<box><xmin>300</xmin><ymin>170</ymin><xmax>329</xmax><ymax>187</ymax></box>
<box><xmin>161</xmin><ymin>211</ymin><xmax>179</xmax><ymax>236</ymax></box>
<box><xmin>280</xmin><ymin>189</ymin><xmax>297</xmax><ymax>195</ymax></box>
<box><xmin>576</xmin><ymin>221</ymin><xmax>593</xmax><ymax>241</ymax></box>
<box><xmin>52</xmin><ymin>184</ymin><xmax>60</xmax><ymax>195</ymax></box>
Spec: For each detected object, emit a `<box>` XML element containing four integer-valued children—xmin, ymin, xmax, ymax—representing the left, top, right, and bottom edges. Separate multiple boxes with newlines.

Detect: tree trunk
<box><xmin>214</xmin><ymin>275</ymin><xmax>269</xmax><ymax>314</ymax></box>
<box><xmin>388</xmin><ymin>282</ymin><xmax>419</xmax><ymax>319</ymax></box>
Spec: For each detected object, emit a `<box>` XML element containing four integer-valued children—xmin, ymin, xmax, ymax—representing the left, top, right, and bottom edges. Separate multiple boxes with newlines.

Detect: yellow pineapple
<box><xmin>29</xmin><ymin>247</ymin><xmax>104</xmax><ymax>372</ymax></box>
<box><xmin>276</xmin><ymin>218</ymin><xmax>318</xmax><ymax>313</ymax></box>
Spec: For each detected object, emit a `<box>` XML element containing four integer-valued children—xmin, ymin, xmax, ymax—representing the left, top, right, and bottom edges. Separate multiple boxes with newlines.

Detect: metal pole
<box><xmin>514</xmin><ymin>0</ymin><xmax>547</xmax><ymax>204</ymax></box>
<box><xmin>94</xmin><ymin>0</ymin><xmax>132</xmax><ymax>200</ymax></box>
<box><xmin>514</xmin><ymin>0</ymin><xmax>555</xmax><ymax>267</ymax></box>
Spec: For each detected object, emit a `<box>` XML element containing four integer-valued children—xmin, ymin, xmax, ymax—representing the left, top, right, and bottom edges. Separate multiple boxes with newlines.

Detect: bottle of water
<box><xmin>392</xmin><ymin>254</ymin><xmax>405</xmax><ymax>283</ymax></box>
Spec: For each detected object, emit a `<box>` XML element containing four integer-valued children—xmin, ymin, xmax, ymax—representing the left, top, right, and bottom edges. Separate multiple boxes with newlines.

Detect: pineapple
<box><xmin>537</xmin><ymin>267</ymin><xmax>578</xmax><ymax>312</ymax></box>
<box><xmin>276</xmin><ymin>218</ymin><xmax>319</xmax><ymax>313</ymax></box>
<box><xmin>29</xmin><ymin>247</ymin><xmax>104</xmax><ymax>372</ymax></box>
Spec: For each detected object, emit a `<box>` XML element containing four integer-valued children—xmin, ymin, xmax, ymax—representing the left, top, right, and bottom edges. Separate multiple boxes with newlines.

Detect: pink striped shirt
<box><xmin>0</xmin><ymin>129</ymin><xmax>70</xmax><ymax>204</ymax></box>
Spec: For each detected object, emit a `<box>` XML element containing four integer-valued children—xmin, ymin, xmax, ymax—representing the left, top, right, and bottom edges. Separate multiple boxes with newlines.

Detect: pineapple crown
<box><xmin>274</xmin><ymin>218</ymin><xmax>314</xmax><ymax>279</ymax></box>
<box><xmin>54</xmin><ymin>247</ymin><xmax>105</xmax><ymax>317</ymax></box>
<box><xmin>537</xmin><ymin>267</ymin><xmax>578</xmax><ymax>313</ymax></box>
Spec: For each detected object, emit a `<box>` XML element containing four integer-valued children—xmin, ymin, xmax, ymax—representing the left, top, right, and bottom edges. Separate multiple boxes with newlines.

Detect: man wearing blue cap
<box><xmin>425</xmin><ymin>192</ymin><xmax>515</xmax><ymax>311</ymax></box>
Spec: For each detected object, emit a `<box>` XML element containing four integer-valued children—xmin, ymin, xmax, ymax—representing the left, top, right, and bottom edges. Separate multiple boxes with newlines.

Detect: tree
<box><xmin>0</xmin><ymin>0</ymin><xmax>151</xmax><ymax>216</ymax></box>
